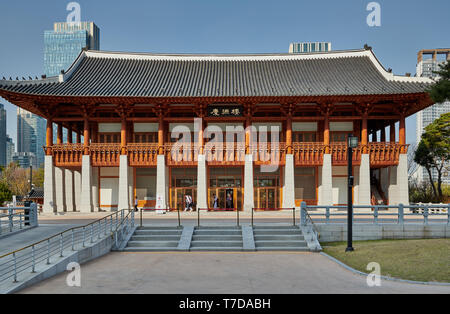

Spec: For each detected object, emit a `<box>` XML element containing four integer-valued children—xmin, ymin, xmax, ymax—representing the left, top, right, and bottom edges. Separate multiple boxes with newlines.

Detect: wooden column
<box><xmin>83</xmin><ymin>118</ymin><xmax>90</xmax><ymax>155</ymax></box>
<box><xmin>67</xmin><ymin>125</ymin><xmax>73</xmax><ymax>144</ymax></box>
<box><xmin>399</xmin><ymin>115</ymin><xmax>406</xmax><ymax>153</ymax></box>
<box><xmin>286</xmin><ymin>115</ymin><xmax>293</xmax><ymax>155</ymax></box>
<box><xmin>158</xmin><ymin>117</ymin><xmax>165</xmax><ymax>155</ymax></box>
<box><xmin>361</xmin><ymin>113</ymin><xmax>368</xmax><ymax>153</ymax></box>
<box><xmin>245</xmin><ymin>115</ymin><xmax>252</xmax><ymax>155</ymax></box>
<box><xmin>76</xmin><ymin>132</ymin><xmax>82</xmax><ymax>145</ymax></box>
<box><xmin>46</xmin><ymin>119</ymin><xmax>53</xmax><ymax>156</ymax></box>
<box><xmin>324</xmin><ymin>113</ymin><xmax>330</xmax><ymax>154</ymax></box>
<box><xmin>380</xmin><ymin>127</ymin><xmax>386</xmax><ymax>143</ymax></box>
<box><xmin>57</xmin><ymin>124</ymin><xmax>63</xmax><ymax>145</ymax></box>
<box><xmin>390</xmin><ymin>122</ymin><xmax>396</xmax><ymax>143</ymax></box>
<box><xmin>198</xmin><ymin>119</ymin><xmax>204</xmax><ymax>155</ymax></box>
<box><xmin>121</xmin><ymin>119</ymin><xmax>127</xmax><ymax>155</ymax></box>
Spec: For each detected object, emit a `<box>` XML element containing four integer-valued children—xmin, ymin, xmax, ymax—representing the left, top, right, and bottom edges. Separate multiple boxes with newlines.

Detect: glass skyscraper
<box><xmin>17</xmin><ymin>108</ymin><xmax>45</xmax><ymax>168</ymax></box>
<box><xmin>44</xmin><ymin>22</ymin><xmax>100</xmax><ymax>77</ymax></box>
<box><xmin>0</xmin><ymin>104</ymin><xmax>6</xmax><ymax>167</ymax></box>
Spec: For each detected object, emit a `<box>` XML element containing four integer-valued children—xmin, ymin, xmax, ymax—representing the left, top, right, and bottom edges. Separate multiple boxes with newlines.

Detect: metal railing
<box><xmin>197</xmin><ymin>208</ymin><xmax>242</xmax><ymax>227</ymax></box>
<box><xmin>0</xmin><ymin>209</ymin><xmax>132</xmax><ymax>285</ymax></box>
<box><xmin>252</xmin><ymin>208</ymin><xmax>297</xmax><ymax>227</ymax></box>
<box><xmin>301</xmin><ymin>203</ymin><xmax>450</xmax><ymax>225</ymax></box>
<box><xmin>139</xmin><ymin>208</ymin><xmax>181</xmax><ymax>228</ymax></box>
<box><xmin>112</xmin><ymin>210</ymin><xmax>135</xmax><ymax>249</ymax></box>
<box><xmin>0</xmin><ymin>204</ymin><xmax>38</xmax><ymax>236</ymax></box>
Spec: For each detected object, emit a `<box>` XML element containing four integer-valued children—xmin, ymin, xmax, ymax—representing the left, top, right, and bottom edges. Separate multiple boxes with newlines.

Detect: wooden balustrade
<box><xmin>128</xmin><ymin>143</ymin><xmax>159</xmax><ymax>167</ymax></box>
<box><xmin>51</xmin><ymin>144</ymin><xmax>84</xmax><ymax>167</ymax></box>
<box><xmin>47</xmin><ymin>142</ymin><xmax>408</xmax><ymax>168</ymax></box>
<box><xmin>90</xmin><ymin>143</ymin><xmax>121</xmax><ymax>167</ymax></box>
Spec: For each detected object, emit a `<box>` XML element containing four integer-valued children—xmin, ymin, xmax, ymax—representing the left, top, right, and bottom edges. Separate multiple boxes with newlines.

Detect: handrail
<box><xmin>0</xmin><ymin>209</ymin><xmax>127</xmax><ymax>259</ymax></box>
<box><xmin>252</xmin><ymin>208</ymin><xmax>297</xmax><ymax>227</ymax></box>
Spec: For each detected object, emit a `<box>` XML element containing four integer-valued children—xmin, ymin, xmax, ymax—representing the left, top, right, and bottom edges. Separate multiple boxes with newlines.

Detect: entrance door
<box><xmin>173</xmin><ymin>188</ymin><xmax>197</xmax><ymax>211</ymax></box>
<box><xmin>257</xmin><ymin>188</ymin><xmax>278</xmax><ymax>209</ymax></box>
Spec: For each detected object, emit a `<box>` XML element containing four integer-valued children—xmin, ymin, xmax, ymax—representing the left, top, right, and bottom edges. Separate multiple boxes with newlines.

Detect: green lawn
<box><xmin>323</xmin><ymin>239</ymin><xmax>450</xmax><ymax>283</ymax></box>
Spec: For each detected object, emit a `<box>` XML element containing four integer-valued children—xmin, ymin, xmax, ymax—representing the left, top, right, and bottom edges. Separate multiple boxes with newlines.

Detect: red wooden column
<box><xmin>46</xmin><ymin>119</ymin><xmax>53</xmax><ymax>155</ymax></box>
<box><xmin>67</xmin><ymin>124</ymin><xmax>73</xmax><ymax>144</ymax></box>
<box><xmin>198</xmin><ymin>119</ymin><xmax>204</xmax><ymax>155</ymax></box>
<box><xmin>324</xmin><ymin>113</ymin><xmax>330</xmax><ymax>154</ymax></box>
<box><xmin>390</xmin><ymin>122</ymin><xmax>396</xmax><ymax>143</ymax></box>
<box><xmin>158</xmin><ymin>116</ymin><xmax>165</xmax><ymax>155</ymax></box>
<box><xmin>121</xmin><ymin>119</ymin><xmax>127</xmax><ymax>155</ymax></box>
<box><xmin>399</xmin><ymin>115</ymin><xmax>406</xmax><ymax>153</ymax></box>
<box><xmin>286</xmin><ymin>114</ymin><xmax>293</xmax><ymax>155</ymax></box>
<box><xmin>380</xmin><ymin>127</ymin><xmax>386</xmax><ymax>143</ymax></box>
<box><xmin>57</xmin><ymin>124</ymin><xmax>63</xmax><ymax>145</ymax></box>
<box><xmin>361</xmin><ymin>112</ymin><xmax>368</xmax><ymax>154</ymax></box>
<box><xmin>76</xmin><ymin>132</ymin><xmax>82</xmax><ymax>145</ymax></box>
<box><xmin>83</xmin><ymin>118</ymin><xmax>90</xmax><ymax>155</ymax></box>
<box><xmin>245</xmin><ymin>115</ymin><xmax>252</xmax><ymax>155</ymax></box>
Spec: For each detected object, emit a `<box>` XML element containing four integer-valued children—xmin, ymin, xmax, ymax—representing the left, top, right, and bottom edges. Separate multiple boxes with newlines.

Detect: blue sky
<box><xmin>0</xmin><ymin>0</ymin><xmax>449</xmax><ymax>146</ymax></box>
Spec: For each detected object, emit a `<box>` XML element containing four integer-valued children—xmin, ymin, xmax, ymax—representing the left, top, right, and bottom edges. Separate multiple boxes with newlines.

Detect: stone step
<box><xmin>195</xmin><ymin>226</ymin><xmax>242</xmax><ymax>230</ymax></box>
<box><xmin>253</xmin><ymin>230</ymin><xmax>302</xmax><ymax>235</ymax></box>
<box><xmin>190</xmin><ymin>247</ymin><xmax>244</xmax><ymax>252</ymax></box>
<box><xmin>123</xmin><ymin>247</ymin><xmax>182</xmax><ymax>252</ymax></box>
<box><xmin>138</xmin><ymin>226</ymin><xmax>184</xmax><ymax>231</ymax></box>
<box><xmin>253</xmin><ymin>225</ymin><xmax>300</xmax><ymax>230</ymax></box>
<box><xmin>131</xmin><ymin>235</ymin><xmax>181</xmax><ymax>241</ymax></box>
<box><xmin>254</xmin><ymin>235</ymin><xmax>305</xmax><ymax>241</ymax></box>
<box><xmin>190</xmin><ymin>241</ymin><xmax>243</xmax><ymax>248</ymax></box>
<box><xmin>194</xmin><ymin>230</ymin><xmax>242</xmax><ymax>236</ymax></box>
<box><xmin>127</xmin><ymin>241</ymin><xmax>179</xmax><ymax>248</ymax></box>
<box><xmin>255</xmin><ymin>240</ymin><xmax>307</xmax><ymax>248</ymax></box>
<box><xmin>192</xmin><ymin>235</ymin><xmax>243</xmax><ymax>241</ymax></box>
<box><xmin>135</xmin><ymin>230</ymin><xmax>183</xmax><ymax>236</ymax></box>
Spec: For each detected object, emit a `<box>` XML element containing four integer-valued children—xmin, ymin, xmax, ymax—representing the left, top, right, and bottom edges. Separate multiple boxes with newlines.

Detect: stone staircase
<box><xmin>253</xmin><ymin>225</ymin><xmax>308</xmax><ymax>251</ymax></box>
<box><xmin>122</xmin><ymin>225</ymin><xmax>314</xmax><ymax>252</ymax></box>
<box><xmin>124</xmin><ymin>226</ymin><xmax>183</xmax><ymax>252</ymax></box>
<box><xmin>190</xmin><ymin>226</ymin><xmax>243</xmax><ymax>251</ymax></box>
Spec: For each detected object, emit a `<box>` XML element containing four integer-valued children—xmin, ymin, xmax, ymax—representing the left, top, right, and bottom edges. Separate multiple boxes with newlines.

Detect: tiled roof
<box><xmin>0</xmin><ymin>49</ymin><xmax>433</xmax><ymax>98</ymax></box>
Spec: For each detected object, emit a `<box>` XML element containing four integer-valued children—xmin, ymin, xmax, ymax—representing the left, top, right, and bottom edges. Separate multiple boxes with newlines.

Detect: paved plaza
<box><xmin>19</xmin><ymin>251</ymin><xmax>450</xmax><ymax>294</ymax></box>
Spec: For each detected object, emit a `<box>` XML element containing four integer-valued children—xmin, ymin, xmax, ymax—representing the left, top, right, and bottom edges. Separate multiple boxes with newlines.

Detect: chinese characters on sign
<box><xmin>208</xmin><ymin>106</ymin><xmax>244</xmax><ymax>117</ymax></box>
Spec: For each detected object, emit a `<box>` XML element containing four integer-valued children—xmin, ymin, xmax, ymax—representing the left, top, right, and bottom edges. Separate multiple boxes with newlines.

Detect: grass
<box><xmin>323</xmin><ymin>239</ymin><xmax>450</xmax><ymax>283</ymax></box>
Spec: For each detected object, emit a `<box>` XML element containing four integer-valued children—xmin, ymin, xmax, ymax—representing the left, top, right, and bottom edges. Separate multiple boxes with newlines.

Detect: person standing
<box><xmin>213</xmin><ymin>194</ymin><xmax>219</xmax><ymax>209</ymax></box>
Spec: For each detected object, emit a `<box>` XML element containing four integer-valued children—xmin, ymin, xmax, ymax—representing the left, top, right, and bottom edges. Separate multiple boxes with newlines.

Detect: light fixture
<box><xmin>348</xmin><ymin>135</ymin><xmax>359</xmax><ymax>149</ymax></box>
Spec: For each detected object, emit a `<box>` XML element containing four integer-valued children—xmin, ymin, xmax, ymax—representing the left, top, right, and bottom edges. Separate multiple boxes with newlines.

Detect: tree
<box><xmin>414</xmin><ymin>113</ymin><xmax>450</xmax><ymax>200</ymax></box>
<box><xmin>0</xmin><ymin>181</ymin><xmax>12</xmax><ymax>206</ymax></box>
<box><xmin>0</xmin><ymin>163</ymin><xmax>29</xmax><ymax>197</ymax></box>
<box><xmin>428</xmin><ymin>60</ymin><xmax>450</xmax><ymax>104</ymax></box>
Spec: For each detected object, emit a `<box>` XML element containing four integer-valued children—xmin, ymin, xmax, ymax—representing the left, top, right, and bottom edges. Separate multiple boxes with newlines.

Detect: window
<box><xmin>331</xmin><ymin>132</ymin><xmax>349</xmax><ymax>143</ymax></box>
<box><xmin>134</xmin><ymin>133</ymin><xmax>158</xmax><ymax>143</ymax></box>
<box><xmin>99</xmin><ymin>133</ymin><xmax>120</xmax><ymax>143</ymax></box>
<box><xmin>293</xmin><ymin>132</ymin><xmax>317</xmax><ymax>142</ymax></box>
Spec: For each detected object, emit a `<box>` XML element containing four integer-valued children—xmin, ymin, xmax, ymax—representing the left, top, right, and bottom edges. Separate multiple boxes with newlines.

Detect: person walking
<box><xmin>213</xmin><ymin>194</ymin><xmax>219</xmax><ymax>210</ymax></box>
<box><xmin>134</xmin><ymin>197</ymin><xmax>139</xmax><ymax>212</ymax></box>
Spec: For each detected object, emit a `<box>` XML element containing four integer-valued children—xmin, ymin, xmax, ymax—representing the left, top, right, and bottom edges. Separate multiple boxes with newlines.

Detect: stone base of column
<box><xmin>43</xmin><ymin>156</ymin><xmax>56</xmax><ymax>214</ymax></box>
<box><xmin>80</xmin><ymin>155</ymin><xmax>93</xmax><ymax>213</ymax></box>
<box><xmin>54</xmin><ymin>167</ymin><xmax>66</xmax><ymax>212</ymax></box>
<box><xmin>118</xmin><ymin>156</ymin><xmax>130</xmax><ymax>211</ymax></box>
<box><xmin>65</xmin><ymin>169</ymin><xmax>75</xmax><ymax>212</ymax></box>
<box><xmin>389</xmin><ymin>154</ymin><xmax>409</xmax><ymax>205</ymax></box>
<box><xmin>74</xmin><ymin>169</ymin><xmax>81</xmax><ymax>212</ymax></box>
<box><xmin>197</xmin><ymin>155</ymin><xmax>208</xmax><ymax>210</ymax></box>
<box><xmin>318</xmin><ymin>154</ymin><xmax>332</xmax><ymax>206</ymax></box>
<box><xmin>91</xmin><ymin>167</ymin><xmax>100</xmax><ymax>212</ymax></box>
<box><xmin>244</xmin><ymin>155</ymin><xmax>254</xmax><ymax>212</ymax></box>
<box><xmin>282</xmin><ymin>154</ymin><xmax>296</xmax><ymax>209</ymax></box>
<box><xmin>358</xmin><ymin>154</ymin><xmax>371</xmax><ymax>206</ymax></box>
<box><xmin>156</xmin><ymin>155</ymin><xmax>168</xmax><ymax>210</ymax></box>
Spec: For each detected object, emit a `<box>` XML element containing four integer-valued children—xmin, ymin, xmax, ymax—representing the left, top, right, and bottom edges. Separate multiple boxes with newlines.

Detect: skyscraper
<box><xmin>289</xmin><ymin>42</ymin><xmax>331</xmax><ymax>53</ymax></box>
<box><xmin>44</xmin><ymin>21</ymin><xmax>101</xmax><ymax>143</ymax></box>
<box><xmin>0</xmin><ymin>104</ymin><xmax>6</xmax><ymax>167</ymax></box>
<box><xmin>415</xmin><ymin>49</ymin><xmax>450</xmax><ymax>184</ymax></box>
<box><xmin>6</xmin><ymin>135</ymin><xmax>15</xmax><ymax>166</ymax></box>
<box><xmin>17</xmin><ymin>108</ymin><xmax>46</xmax><ymax>168</ymax></box>
<box><xmin>44</xmin><ymin>22</ymin><xmax>100</xmax><ymax>77</ymax></box>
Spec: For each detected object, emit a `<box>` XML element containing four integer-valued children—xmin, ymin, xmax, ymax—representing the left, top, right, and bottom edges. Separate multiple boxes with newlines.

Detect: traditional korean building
<box><xmin>0</xmin><ymin>47</ymin><xmax>434</xmax><ymax>213</ymax></box>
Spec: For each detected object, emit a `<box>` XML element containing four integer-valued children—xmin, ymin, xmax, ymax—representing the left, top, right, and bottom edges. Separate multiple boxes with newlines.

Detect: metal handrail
<box><xmin>0</xmin><ymin>209</ymin><xmax>127</xmax><ymax>259</ymax></box>
<box><xmin>252</xmin><ymin>208</ymin><xmax>297</xmax><ymax>227</ymax></box>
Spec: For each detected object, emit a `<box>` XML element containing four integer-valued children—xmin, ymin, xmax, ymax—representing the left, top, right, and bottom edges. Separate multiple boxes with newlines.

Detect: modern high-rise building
<box><xmin>6</xmin><ymin>135</ymin><xmax>15</xmax><ymax>166</ymax></box>
<box><xmin>0</xmin><ymin>104</ymin><xmax>6</xmax><ymax>167</ymax></box>
<box><xmin>44</xmin><ymin>22</ymin><xmax>100</xmax><ymax>77</ymax></box>
<box><xmin>17</xmin><ymin>108</ymin><xmax>46</xmax><ymax>168</ymax></box>
<box><xmin>12</xmin><ymin>152</ymin><xmax>37</xmax><ymax>169</ymax></box>
<box><xmin>289</xmin><ymin>42</ymin><xmax>331</xmax><ymax>53</ymax></box>
<box><xmin>415</xmin><ymin>49</ymin><xmax>450</xmax><ymax>185</ymax></box>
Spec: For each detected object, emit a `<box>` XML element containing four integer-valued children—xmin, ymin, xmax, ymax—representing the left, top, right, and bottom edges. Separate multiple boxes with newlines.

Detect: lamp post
<box><xmin>346</xmin><ymin>134</ymin><xmax>359</xmax><ymax>253</ymax></box>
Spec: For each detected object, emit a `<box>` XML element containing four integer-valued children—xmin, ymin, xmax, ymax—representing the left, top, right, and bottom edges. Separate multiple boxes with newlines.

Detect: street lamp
<box><xmin>346</xmin><ymin>134</ymin><xmax>359</xmax><ymax>253</ymax></box>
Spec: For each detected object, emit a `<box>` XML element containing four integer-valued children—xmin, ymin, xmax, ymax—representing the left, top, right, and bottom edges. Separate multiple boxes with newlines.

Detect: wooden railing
<box><xmin>293</xmin><ymin>143</ymin><xmax>325</xmax><ymax>166</ymax></box>
<box><xmin>128</xmin><ymin>143</ymin><xmax>159</xmax><ymax>167</ymax></box>
<box><xmin>90</xmin><ymin>143</ymin><xmax>121</xmax><ymax>167</ymax></box>
<box><xmin>48</xmin><ymin>142</ymin><xmax>408</xmax><ymax>168</ymax></box>
<box><xmin>51</xmin><ymin>144</ymin><xmax>84</xmax><ymax>167</ymax></box>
